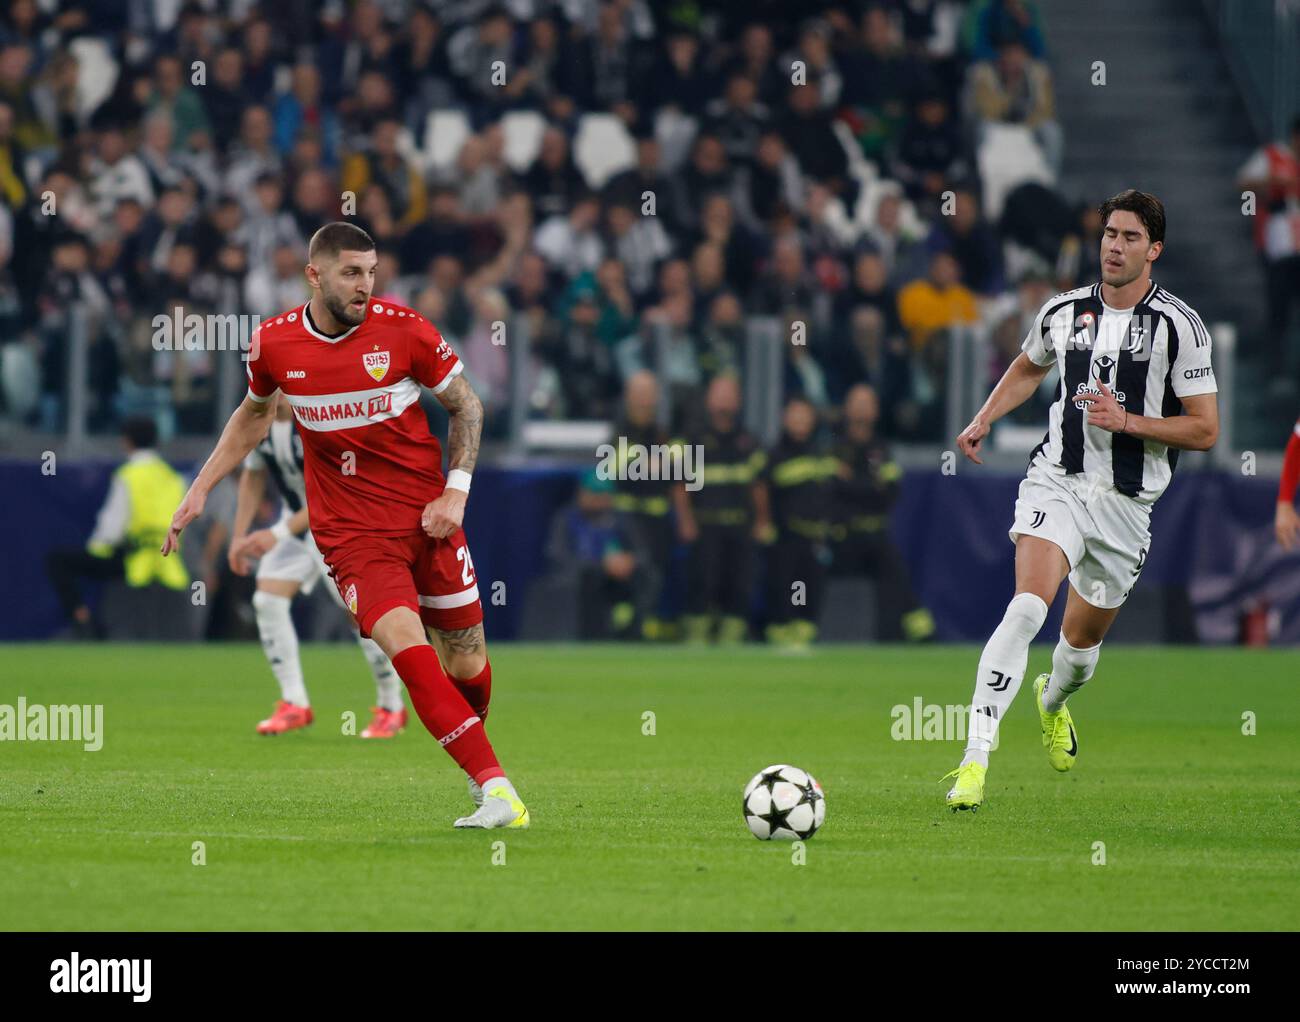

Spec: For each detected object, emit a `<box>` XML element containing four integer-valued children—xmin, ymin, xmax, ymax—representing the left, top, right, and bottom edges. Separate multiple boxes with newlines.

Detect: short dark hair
<box><xmin>122</xmin><ymin>415</ymin><xmax>158</xmax><ymax>450</ymax></box>
<box><xmin>308</xmin><ymin>222</ymin><xmax>375</xmax><ymax>262</ymax></box>
<box><xmin>1098</xmin><ymin>189</ymin><xmax>1165</xmax><ymax>245</ymax></box>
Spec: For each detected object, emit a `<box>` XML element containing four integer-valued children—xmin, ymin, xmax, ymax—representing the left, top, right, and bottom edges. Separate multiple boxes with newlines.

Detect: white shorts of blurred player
<box><xmin>1008</xmin><ymin>459</ymin><xmax>1152</xmax><ymax>610</ymax></box>
<box><xmin>255</xmin><ymin>521</ymin><xmax>346</xmax><ymax>611</ymax></box>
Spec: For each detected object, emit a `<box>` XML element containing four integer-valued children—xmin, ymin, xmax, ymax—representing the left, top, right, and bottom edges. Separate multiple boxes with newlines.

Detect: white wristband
<box><xmin>445</xmin><ymin>469</ymin><xmax>472</xmax><ymax>494</ymax></box>
<box><xmin>270</xmin><ymin>519</ymin><xmax>292</xmax><ymax>542</ymax></box>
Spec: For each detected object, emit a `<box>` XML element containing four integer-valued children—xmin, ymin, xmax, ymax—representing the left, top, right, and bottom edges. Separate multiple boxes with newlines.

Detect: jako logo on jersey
<box><xmin>344</xmin><ymin>583</ymin><xmax>358</xmax><ymax>615</ymax></box>
<box><xmin>285</xmin><ymin>370</ymin><xmax>306</xmax><ymax>379</ymax></box>
<box><xmin>363</xmin><ymin>350</ymin><xmax>390</xmax><ymax>382</ymax></box>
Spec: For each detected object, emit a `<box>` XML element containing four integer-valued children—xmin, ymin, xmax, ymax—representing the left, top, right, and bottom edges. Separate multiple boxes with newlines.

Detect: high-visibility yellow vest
<box><xmin>101</xmin><ymin>455</ymin><xmax>190</xmax><ymax>590</ymax></box>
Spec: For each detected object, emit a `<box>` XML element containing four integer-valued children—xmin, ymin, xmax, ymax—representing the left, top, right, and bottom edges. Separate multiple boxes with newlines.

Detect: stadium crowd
<box><xmin>1</xmin><ymin>0</ymin><xmax>1102</xmax><ymax>643</ymax></box>
<box><xmin>0</xmin><ymin>0</ymin><xmax>1099</xmax><ymax>446</ymax></box>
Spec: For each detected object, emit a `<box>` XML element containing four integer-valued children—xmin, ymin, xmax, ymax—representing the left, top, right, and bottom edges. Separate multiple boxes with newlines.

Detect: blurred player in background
<box><xmin>163</xmin><ymin>223</ymin><xmax>527</xmax><ymax>830</ymax></box>
<box><xmin>228</xmin><ymin>394</ymin><xmax>405</xmax><ymax>738</ymax></box>
<box><xmin>945</xmin><ymin>190</ymin><xmax>1218</xmax><ymax>811</ymax></box>
<box><xmin>1275</xmin><ymin>415</ymin><xmax>1300</xmax><ymax>550</ymax></box>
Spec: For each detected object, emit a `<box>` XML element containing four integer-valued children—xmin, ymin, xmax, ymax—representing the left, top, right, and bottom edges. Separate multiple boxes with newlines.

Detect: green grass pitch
<box><xmin>1</xmin><ymin>642</ymin><xmax>1296</xmax><ymax>930</ymax></box>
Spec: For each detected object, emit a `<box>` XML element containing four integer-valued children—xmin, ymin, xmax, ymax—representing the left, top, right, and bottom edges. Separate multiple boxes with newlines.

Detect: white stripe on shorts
<box><xmin>417</xmin><ymin>585</ymin><xmax>480</xmax><ymax>609</ymax></box>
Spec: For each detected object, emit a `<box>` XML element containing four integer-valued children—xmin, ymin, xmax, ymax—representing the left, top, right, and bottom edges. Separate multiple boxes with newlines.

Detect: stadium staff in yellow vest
<box><xmin>46</xmin><ymin>416</ymin><xmax>190</xmax><ymax>638</ymax></box>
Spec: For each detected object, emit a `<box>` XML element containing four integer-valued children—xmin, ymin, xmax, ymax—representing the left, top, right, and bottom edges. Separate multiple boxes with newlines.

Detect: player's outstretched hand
<box><xmin>956</xmin><ymin>417</ymin><xmax>990</xmax><ymax>464</ymax></box>
<box><xmin>162</xmin><ymin>489</ymin><xmax>206</xmax><ymax>556</ymax></box>
<box><xmin>1276</xmin><ymin>501</ymin><xmax>1300</xmax><ymax>551</ymax></box>
<box><xmin>1074</xmin><ymin>380</ymin><xmax>1127</xmax><ymax>432</ymax></box>
<box><xmin>422</xmin><ymin>490</ymin><xmax>466</xmax><ymax>539</ymax></box>
<box><xmin>228</xmin><ymin>529</ymin><xmax>276</xmax><ymax>575</ymax></box>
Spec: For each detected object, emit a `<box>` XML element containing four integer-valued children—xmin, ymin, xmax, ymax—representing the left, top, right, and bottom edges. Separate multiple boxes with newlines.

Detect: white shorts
<box><xmin>1008</xmin><ymin>459</ymin><xmax>1151</xmax><ymax>609</ymax></box>
<box><xmin>255</xmin><ymin>526</ymin><xmax>346</xmax><ymax>610</ymax></box>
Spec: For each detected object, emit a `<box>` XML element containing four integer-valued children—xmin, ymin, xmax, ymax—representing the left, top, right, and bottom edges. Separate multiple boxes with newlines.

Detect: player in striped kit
<box><xmin>228</xmin><ymin>394</ymin><xmax>406</xmax><ymax>738</ymax></box>
<box><xmin>943</xmin><ymin>190</ymin><xmax>1220</xmax><ymax>810</ymax></box>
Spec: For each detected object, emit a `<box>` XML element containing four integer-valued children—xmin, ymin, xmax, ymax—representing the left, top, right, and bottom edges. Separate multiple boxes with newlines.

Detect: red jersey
<box><xmin>1280</xmin><ymin>418</ymin><xmax>1300</xmax><ymax>505</ymax></box>
<box><xmin>245</xmin><ymin>299</ymin><xmax>463</xmax><ymax>549</ymax></box>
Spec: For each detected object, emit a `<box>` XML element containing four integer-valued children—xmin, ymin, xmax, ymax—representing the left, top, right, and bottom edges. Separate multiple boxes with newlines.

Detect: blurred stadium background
<box><xmin>2</xmin><ymin>0</ymin><xmax>1298</xmax><ymax>648</ymax></box>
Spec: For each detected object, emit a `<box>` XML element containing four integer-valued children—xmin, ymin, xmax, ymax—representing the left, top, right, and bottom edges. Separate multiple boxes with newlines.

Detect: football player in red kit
<box><xmin>1276</xmin><ymin>416</ymin><xmax>1300</xmax><ymax>550</ymax></box>
<box><xmin>162</xmin><ymin>222</ymin><xmax>527</xmax><ymax>828</ymax></box>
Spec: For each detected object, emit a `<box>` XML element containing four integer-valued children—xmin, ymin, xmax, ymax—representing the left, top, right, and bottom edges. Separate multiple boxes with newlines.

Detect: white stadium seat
<box><xmin>67</xmin><ymin>37</ymin><xmax>118</xmax><ymax>121</ymax></box>
<box><xmin>423</xmin><ymin>108</ymin><xmax>471</xmax><ymax>174</ymax></box>
<box><xmin>572</xmin><ymin>114</ymin><xmax>636</xmax><ymax>189</ymax></box>
<box><xmin>976</xmin><ymin>123</ymin><xmax>1053</xmax><ymax>221</ymax></box>
<box><xmin>500</xmin><ymin>110</ymin><xmax>547</xmax><ymax>172</ymax></box>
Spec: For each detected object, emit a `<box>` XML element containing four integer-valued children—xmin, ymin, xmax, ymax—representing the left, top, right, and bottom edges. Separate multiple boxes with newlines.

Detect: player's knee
<box><xmin>1060</xmin><ymin>625</ymin><xmax>1105</xmax><ymax>656</ymax></box>
<box><xmin>251</xmin><ymin>589</ymin><xmax>291</xmax><ymax>620</ymax></box>
<box><xmin>445</xmin><ymin>648</ymin><xmax>487</xmax><ymax>680</ymax></box>
<box><xmin>1003</xmin><ymin>591</ymin><xmax>1049</xmax><ymax>638</ymax></box>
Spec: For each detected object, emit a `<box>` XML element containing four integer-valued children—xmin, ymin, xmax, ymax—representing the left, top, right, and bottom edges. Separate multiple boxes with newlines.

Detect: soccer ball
<box><xmin>743</xmin><ymin>764</ymin><xmax>825</xmax><ymax>840</ymax></box>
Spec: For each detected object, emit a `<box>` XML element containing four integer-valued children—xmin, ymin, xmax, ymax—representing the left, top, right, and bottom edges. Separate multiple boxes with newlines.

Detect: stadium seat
<box><xmin>67</xmin><ymin>37</ymin><xmax>118</xmax><ymax>119</ymax></box>
<box><xmin>573</xmin><ymin>114</ymin><xmax>636</xmax><ymax>189</ymax></box>
<box><xmin>500</xmin><ymin>110</ymin><xmax>547</xmax><ymax>172</ymax></box>
<box><xmin>976</xmin><ymin>123</ymin><xmax>1053</xmax><ymax>221</ymax></box>
<box><xmin>422</xmin><ymin>108</ymin><xmax>471</xmax><ymax>174</ymax></box>
<box><xmin>654</xmin><ymin>107</ymin><xmax>698</xmax><ymax>174</ymax></box>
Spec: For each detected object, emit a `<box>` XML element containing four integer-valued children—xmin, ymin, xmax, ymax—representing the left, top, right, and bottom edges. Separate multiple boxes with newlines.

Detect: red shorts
<box><xmin>319</xmin><ymin>528</ymin><xmax>483</xmax><ymax>638</ymax></box>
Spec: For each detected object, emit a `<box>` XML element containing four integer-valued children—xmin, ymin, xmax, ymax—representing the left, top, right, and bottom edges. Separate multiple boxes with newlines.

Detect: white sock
<box><xmin>1044</xmin><ymin>634</ymin><xmax>1100</xmax><ymax>711</ymax></box>
<box><xmin>357</xmin><ymin>636</ymin><xmax>403</xmax><ymax>711</ymax></box>
<box><xmin>962</xmin><ymin>592</ymin><xmax>1049</xmax><ymax>768</ymax></box>
<box><xmin>252</xmin><ymin>590</ymin><xmax>308</xmax><ymax>706</ymax></box>
<box><xmin>482</xmin><ymin>776</ymin><xmax>517</xmax><ymax>800</ymax></box>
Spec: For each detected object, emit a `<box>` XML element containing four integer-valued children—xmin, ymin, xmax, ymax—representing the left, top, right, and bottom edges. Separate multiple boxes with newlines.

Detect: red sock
<box><xmin>450</xmin><ymin>659</ymin><xmax>492</xmax><ymax>721</ymax></box>
<box><xmin>391</xmin><ymin>645</ymin><xmax>502</xmax><ymax>784</ymax></box>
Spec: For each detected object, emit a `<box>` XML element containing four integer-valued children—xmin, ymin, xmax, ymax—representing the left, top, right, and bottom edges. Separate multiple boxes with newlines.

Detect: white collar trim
<box><xmin>301</xmin><ymin>303</ymin><xmax>362</xmax><ymax>344</ymax></box>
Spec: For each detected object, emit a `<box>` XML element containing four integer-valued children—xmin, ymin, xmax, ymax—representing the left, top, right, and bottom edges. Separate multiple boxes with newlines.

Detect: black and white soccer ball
<box><xmin>743</xmin><ymin>764</ymin><xmax>825</xmax><ymax>840</ymax></box>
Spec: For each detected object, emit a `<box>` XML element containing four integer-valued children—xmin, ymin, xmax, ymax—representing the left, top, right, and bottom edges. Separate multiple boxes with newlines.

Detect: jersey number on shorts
<box><xmin>456</xmin><ymin>545</ymin><xmax>476</xmax><ymax>587</ymax></box>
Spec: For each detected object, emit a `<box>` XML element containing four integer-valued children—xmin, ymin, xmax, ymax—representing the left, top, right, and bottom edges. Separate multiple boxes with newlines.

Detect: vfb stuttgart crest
<box><xmin>363</xmin><ymin>350</ymin><xmax>390</xmax><ymax>382</ymax></box>
<box><xmin>344</xmin><ymin>583</ymin><xmax>358</xmax><ymax>615</ymax></box>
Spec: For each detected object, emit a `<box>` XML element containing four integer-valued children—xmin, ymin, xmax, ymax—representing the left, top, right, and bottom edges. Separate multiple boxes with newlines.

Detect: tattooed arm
<box><xmin>422</xmin><ymin>374</ymin><xmax>484</xmax><ymax>539</ymax></box>
<box><xmin>438</xmin><ymin>374</ymin><xmax>483</xmax><ymax>475</ymax></box>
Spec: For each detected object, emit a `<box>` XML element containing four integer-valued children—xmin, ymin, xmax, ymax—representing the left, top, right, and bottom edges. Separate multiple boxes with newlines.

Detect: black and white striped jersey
<box><xmin>1020</xmin><ymin>280</ymin><xmax>1216</xmax><ymax>504</ymax></box>
<box><xmin>243</xmin><ymin>417</ymin><xmax>307</xmax><ymax>514</ymax></box>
